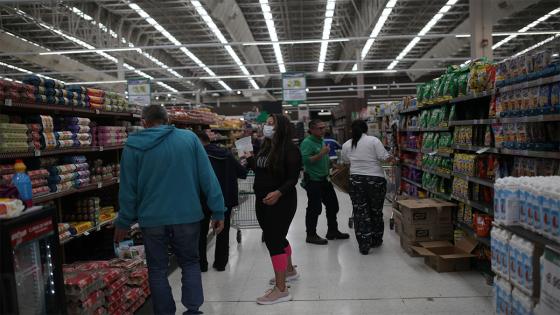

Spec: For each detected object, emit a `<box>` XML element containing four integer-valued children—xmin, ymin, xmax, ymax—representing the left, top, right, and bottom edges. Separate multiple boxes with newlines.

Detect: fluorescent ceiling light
<box><xmin>0</xmin><ymin>61</ymin><xmax>60</xmax><ymax>82</ymax></box>
<box><xmin>39</xmin><ymin>47</ymin><xmax>140</xmax><ymax>55</ymax></box>
<box><xmin>259</xmin><ymin>0</ymin><xmax>286</xmax><ymax>73</ymax></box>
<box><xmin>513</xmin><ymin>34</ymin><xmax>560</xmax><ymax>57</ymax></box>
<box><xmin>493</xmin><ymin>7</ymin><xmax>560</xmax><ymax>50</ymax></box>
<box><xmin>189</xmin><ymin>0</ymin><xmax>259</xmax><ymax>89</ymax></box>
<box><xmin>350</xmin><ymin>0</ymin><xmax>398</xmax><ymax>71</ymax></box>
<box><xmin>67</xmin><ymin>80</ymin><xmax>127</xmax><ymax>85</ymax></box>
<box><xmin>243</xmin><ymin>38</ymin><xmax>349</xmax><ymax>46</ymax></box>
<box><xmin>318</xmin><ymin>0</ymin><xmax>336</xmax><ymax>72</ymax></box>
<box><xmin>331</xmin><ymin>69</ymin><xmax>397</xmax><ymax>75</ymax></box>
<box><xmin>128</xmin><ymin>2</ymin><xmax>232</xmax><ymax>90</ymax></box>
<box><xmin>16</xmin><ymin>8</ymin><xmax>178</xmax><ymax>92</ymax></box>
<box><xmin>387</xmin><ymin>0</ymin><xmax>457</xmax><ymax>70</ymax></box>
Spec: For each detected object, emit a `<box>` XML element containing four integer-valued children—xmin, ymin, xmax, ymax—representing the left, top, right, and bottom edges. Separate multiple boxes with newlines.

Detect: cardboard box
<box><xmin>401</xmin><ymin>222</ymin><xmax>454</xmax><ymax>242</ymax></box>
<box><xmin>411</xmin><ymin>238</ymin><xmax>478</xmax><ymax>272</ymax></box>
<box><xmin>397</xmin><ymin>198</ymin><xmax>455</xmax><ymax>225</ymax></box>
<box><xmin>400</xmin><ymin>234</ymin><xmax>420</xmax><ymax>257</ymax></box>
<box><xmin>539</xmin><ymin>246</ymin><xmax>560</xmax><ymax>313</ymax></box>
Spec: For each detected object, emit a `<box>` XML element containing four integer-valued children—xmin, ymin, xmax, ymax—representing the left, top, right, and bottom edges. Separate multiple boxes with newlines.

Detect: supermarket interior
<box><xmin>0</xmin><ymin>0</ymin><xmax>560</xmax><ymax>314</ymax></box>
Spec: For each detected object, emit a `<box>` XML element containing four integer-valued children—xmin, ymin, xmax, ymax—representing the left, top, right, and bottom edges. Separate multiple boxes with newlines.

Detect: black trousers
<box><xmin>305</xmin><ymin>179</ymin><xmax>340</xmax><ymax>235</ymax></box>
<box><xmin>255</xmin><ymin>190</ymin><xmax>297</xmax><ymax>257</ymax></box>
<box><xmin>348</xmin><ymin>175</ymin><xmax>387</xmax><ymax>251</ymax></box>
<box><xmin>199</xmin><ymin>207</ymin><xmax>232</xmax><ymax>268</ymax></box>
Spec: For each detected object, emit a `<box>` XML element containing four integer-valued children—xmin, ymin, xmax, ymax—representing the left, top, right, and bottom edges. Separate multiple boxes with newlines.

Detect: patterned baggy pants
<box><xmin>348</xmin><ymin>175</ymin><xmax>387</xmax><ymax>251</ymax></box>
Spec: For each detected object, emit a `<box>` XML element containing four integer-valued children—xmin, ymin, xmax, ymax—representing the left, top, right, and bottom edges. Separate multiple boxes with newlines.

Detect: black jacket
<box><xmin>204</xmin><ymin>144</ymin><xmax>248</xmax><ymax>207</ymax></box>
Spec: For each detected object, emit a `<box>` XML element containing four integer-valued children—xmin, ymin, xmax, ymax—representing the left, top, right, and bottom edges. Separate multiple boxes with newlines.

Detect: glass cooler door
<box><xmin>12</xmin><ymin>234</ymin><xmax>57</xmax><ymax>315</ymax></box>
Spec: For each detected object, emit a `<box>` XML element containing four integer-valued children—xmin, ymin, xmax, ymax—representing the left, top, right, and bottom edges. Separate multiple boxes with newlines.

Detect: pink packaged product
<box><xmin>104</xmin><ymin>274</ymin><xmax>128</xmax><ymax>295</ymax></box>
<box><xmin>64</xmin><ymin>272</ymin><xmax>102</xmax><ymax>301</ymax></box>
<box><xmin>74</xmin><ymin>261</ymin><xmax>112</xmax><ymax>272</ymax></box>
<box><xmin>95</xmin><ymin>268</ymin><xmax>125</xmax><ymax>286</ymax></box>
<box><xmin>32</xmin><ymin>186</ymin><xmax>50</xmax><ymax>196</ymax></box>
<box><xmin>66</xmin><ymin>290</ymin><xmax>105</xmax><ymax>315</ymax></box>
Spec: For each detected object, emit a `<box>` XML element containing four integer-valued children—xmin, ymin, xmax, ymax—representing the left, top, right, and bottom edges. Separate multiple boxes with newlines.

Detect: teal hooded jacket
<box><xmin>115</xmin><ymin>125</ymin><xmax>226</xmax><ymax>229</ymax></box>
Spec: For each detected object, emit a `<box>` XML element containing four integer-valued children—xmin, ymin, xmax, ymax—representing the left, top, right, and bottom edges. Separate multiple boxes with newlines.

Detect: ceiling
<box><xmin>0</xmin><ymin>0</ymin><xmax>558</xmax><ymax>107</ymax></box>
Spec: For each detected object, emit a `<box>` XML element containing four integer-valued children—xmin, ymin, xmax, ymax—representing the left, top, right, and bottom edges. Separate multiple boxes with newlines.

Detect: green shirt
<box><xmin>301</xmin><ymin>135</ymin><xmax>330</xmax><ymax>181</ymax></box>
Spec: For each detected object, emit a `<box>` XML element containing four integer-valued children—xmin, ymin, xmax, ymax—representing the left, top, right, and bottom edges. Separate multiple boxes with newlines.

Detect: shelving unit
<box><xmin>60</xmin><ymin>217</ymin><xmax>116</xmax><ymax>245</ymax></box>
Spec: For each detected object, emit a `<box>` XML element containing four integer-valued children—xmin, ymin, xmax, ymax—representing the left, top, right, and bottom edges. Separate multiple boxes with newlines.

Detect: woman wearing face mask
<box><xmin>246</xmin><ymin>114</ymin><xmax>302</xmax><ymax>305</ymax></box>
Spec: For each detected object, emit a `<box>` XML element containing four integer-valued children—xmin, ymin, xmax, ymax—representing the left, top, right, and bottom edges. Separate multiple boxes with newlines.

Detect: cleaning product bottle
<box><xmin>12</xmin><ymin>159</ymin><xmax>33</xmax><ymax>208</ymax></box>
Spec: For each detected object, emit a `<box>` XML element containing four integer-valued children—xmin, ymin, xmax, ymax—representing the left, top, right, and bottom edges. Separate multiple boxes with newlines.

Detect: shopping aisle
<box><xmin>169</xmin><ymin>186</ymin><xmax>493</xmax><ymax>315</ymax></box>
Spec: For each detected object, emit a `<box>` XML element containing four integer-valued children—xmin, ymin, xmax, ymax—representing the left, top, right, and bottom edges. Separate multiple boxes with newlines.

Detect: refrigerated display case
<box><xmin>0</xmin><ymin>206</ymin><xmax>65</xmax><ymax>315</ymax></box>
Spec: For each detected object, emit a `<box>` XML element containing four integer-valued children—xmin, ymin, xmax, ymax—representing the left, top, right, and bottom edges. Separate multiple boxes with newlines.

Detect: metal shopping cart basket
<box><xmin>231</xmin><ymin>172</ymin><xmax>259</xmax><ymax>243</ymax></box>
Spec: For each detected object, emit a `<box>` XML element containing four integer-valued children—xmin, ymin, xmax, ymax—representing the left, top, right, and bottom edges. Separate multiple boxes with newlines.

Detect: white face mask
<box><xmin>263</xmin><ymin>125</ymin><xmax>275</xmax><ymax>139</ymax></box>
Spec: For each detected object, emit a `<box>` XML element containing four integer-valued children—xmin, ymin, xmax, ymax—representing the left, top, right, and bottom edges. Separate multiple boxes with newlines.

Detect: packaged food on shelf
<box><xmin>0</xmin><ymin>198</ymin><xmax>25</xmax><ymax>219</ymax></box>
<box><xmin>468</xmin><ymin>59</ymin><xmax>496</xmax><ymax>93</ymax></box>
<box><xmin>473</xmin><ymin>212</ymin><xmax>492</xmax><ymax>237</ymax></box>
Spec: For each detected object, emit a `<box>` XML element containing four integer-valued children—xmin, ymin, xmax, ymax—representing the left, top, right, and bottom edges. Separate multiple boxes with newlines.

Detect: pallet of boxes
<box><xmin>394</xmin><ymin>198</ymin><xmax>478</xmax><ymax>272</ymax></box>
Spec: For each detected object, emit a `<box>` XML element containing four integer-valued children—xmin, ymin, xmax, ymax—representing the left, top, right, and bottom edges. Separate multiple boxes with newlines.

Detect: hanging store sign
<box><xmin>282</xmin><ymin>72</ymin><xmax>306</xmax><ymax>105</ymax></box>
<box><xmin>127</xmin><ymin>78</ymin><xmax>151</xmax><ymax>106</ymax></box>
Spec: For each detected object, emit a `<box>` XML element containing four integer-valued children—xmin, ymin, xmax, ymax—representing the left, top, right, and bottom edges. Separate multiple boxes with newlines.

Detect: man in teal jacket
<box><xmin>114</xmin><ymin>105</ymin><xmax>225</xmax><ymax>315</ymax></box>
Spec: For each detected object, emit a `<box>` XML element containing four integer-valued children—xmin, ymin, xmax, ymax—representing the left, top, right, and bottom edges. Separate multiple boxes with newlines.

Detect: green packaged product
<box><xmin>458</xmin><ymin>69</ymin><xmax>469</xmax><ymax>96</ymax></box>
<box><xmin>417</xmin><ymin>84</ymin><xmax>425</xmax><ymax>103</ymax></box>
<box><xmin>448</xmin><ymin>105</ymin><xmax>457</xmax><ymax>121</ymax></box>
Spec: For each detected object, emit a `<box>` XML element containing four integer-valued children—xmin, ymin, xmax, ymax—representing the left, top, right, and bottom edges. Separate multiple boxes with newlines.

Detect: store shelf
<box><xmin>452</xmin><ymin>145</ymin><xmax>499</xmax><ymax>154</ymax></box>
<box><xmin>60</xmin><ymin>217</ymin><xmax>116</xmax><ymax>245</ymax></box>
<box><xmin>423</xmin><ymin>167</ymin><xmax>452</xmax><ymax>179</ymax></box>
<box><xmin>449</xmin><ymin>119</ymin><xmax>497</xmax><ymax>126</ymax></box>
<box><xmin>33</xmin><ymin>178</ymin><xmax>119</xmax><ymax>203</ymax></box>
<box><xmin>211</xmin><ymin>136</ymin><xmax>230</xmax><ymax>142</ymax></box>
<box><xmin>495</xmin><ymin>223</ymin><xmax>560</xmax><ymax>248</ymax></box>
<box><xmin>457</xmin><ymin>221</ymin><xmax>491</xmax><ymax>246</ymax></box>
<box><xmin>170</xmin><ymin>118</ymin><xmax>211</xmax><ymax>126</ymax></box>
<box><xmin>497</xmin><ymin>73</ymin><xmax>560</xmax><ymax>93</ymax></box>
<box><xmin>452</xmin><ymin>172</ymin><xmax>494</xmax><ymax>188</ymax></box>
<box><xmin>499</xmin><ymin>148</ymin><xmax>560</xmax><ymax>159</ymax></box>
<box><xmin>401</xmin><ymin>177</ymin><xmax>422</xmax><ymax>188</ymax></box>
<box><xmin>401</xmin><ymin>147</ymin><xmax>421</xmax><ymax>153</ymax></box>
<box><xmin>421</xmin><ymin>127</ymin><xmax>450</xmax><ymax>132</ymax></box>
<box><xmin>425</xmin><ymin>187</ymin><xmax>452</xmax><ymax>201</ymax></box>
<box><xmin>401</xmin><ymin>128</ymin><xmax>421</xmax><ymax>132</ymax></box>
<box><xmin>417</xmin><ymin>99</ymin><xmax>450</xmax><ymax>110</ymax></box>
<box><xmin>400</xmin><ymin>107</ymin><xmax>420</xmax><ymax>114</ymax></box>
<box><xmin>499</xmin><ymin>114</ymin><xmax>560</xmax><ymax>123</ymax></box>
<box><xmin>0</xmin><ymin>102</ymin><xmax>140</xmax><ymax>120</ymax></box>
<box><xmin>402</xmin><ymin>162</ymin><xmax>422</xmax><ymax>171</ymax></box>
<box><xmin>451</xmin><ymin>195</ymin><xmax>493</xmax><ymax>214</ymax></box>
<box><xmin>421</xmin><ymin>149</ymin><xmax>453</xmax><ymax>157</ymax></box>
<box><xmin>450</xmin><ymin>91</ymin><xmax>494</xmax><ymax>104</ymax></box>
<box><xmin>0</xmin><ymin>145</ymin><xmax>124</xmax><ymax>160</ymax></box>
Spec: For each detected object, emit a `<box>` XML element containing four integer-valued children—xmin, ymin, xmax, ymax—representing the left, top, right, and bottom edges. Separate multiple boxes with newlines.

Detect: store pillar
<box><xmin>469</xmin><ymin>0</ymin><xmax>493</xmax><ymax>60</ymax></box>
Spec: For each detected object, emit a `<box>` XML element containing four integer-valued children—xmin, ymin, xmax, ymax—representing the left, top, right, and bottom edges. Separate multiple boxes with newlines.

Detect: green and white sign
<box><xmin>127</xmin><ymin>78</ymin><xmax>151</xmax><ymax>106</ymax></box>
<box><xmin>282</xmin><ymin>72</ymin><xmax>306</xmax><ymax>105</ymax></box>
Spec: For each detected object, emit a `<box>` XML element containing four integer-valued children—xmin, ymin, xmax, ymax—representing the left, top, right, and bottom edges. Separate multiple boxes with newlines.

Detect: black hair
<box><xmin>351</xmin><ymin>120</ymin><xmax>368</xmax><ymax>149</ymax></box>
<box><xmin>308</xmin><ymin>119</ymin><xmax>323</xmax><ymax>130</ymax></box>
<box><xmin>142</xmin><ymin>105</ymin><xmax>168</xmax><ymax>124</ymax></box>
<box><xmin>258</xmin><ymin>114</ymin><xmax>293</xmax><ymax>174</ymax></box>
<box><xmin>196</xmin><ymin>131</ymin><xmax>210</xmax><ymax>144</ymax></box>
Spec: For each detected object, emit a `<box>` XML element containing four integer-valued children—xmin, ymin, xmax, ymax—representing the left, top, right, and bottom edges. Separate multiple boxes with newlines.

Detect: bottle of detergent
<box><xmin>12</xmin><ymin>159</ymin><xmax>33</xmax><ymax>208</ymax></box>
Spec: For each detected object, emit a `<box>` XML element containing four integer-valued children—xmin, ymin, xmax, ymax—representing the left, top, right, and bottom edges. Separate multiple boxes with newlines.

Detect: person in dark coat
<box><xmin>197</xmin><ymin>132</ymin><xmax>248</xmax><ymax>271</ymax></box>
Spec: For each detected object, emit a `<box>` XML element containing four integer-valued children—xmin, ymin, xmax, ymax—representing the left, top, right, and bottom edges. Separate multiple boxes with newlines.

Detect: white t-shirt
<box><xmin>341</xmin><ymin>134</ymin><xmax>390</xmax><ymax>178</ymax></box>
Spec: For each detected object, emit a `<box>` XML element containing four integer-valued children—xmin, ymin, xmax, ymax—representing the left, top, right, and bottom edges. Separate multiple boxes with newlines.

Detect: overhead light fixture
<box><xmin>331</xmin><ymin>69</ymin><xmax>397</xmax><ymax>75</ymax></box>
<box><xmin>373</xmin><ymin>85</ymin><xmax>377</xmax><ymax>90</ymax></box>
<box><xmin>167</xmin><ymin>93</ymin><xmax>172</xmax><ymax>97</ymax></box>
<box><xmin>306</xmin><ymin>88</ymin><xmax>310</xmax><ymax>92</ymax></box>
<box><xmin>67</xmin><ymin>80</ymin><xmax>127</xmax><ymax>85</ymax></box>
<box><xmin>553</xmin><ymin>53</ymin><xmax>559</xmax><ymax>57</ymax></box>
<box><xmin>243</xmin><ymin>38</ymin><xmax>349</xmax><ymax>46</ymax></box>
<box><xmin>128</xmin><ymin>2</ymin><xmax>232</xmax><ymax>90</ymax></box>
<box><xmin>493</xmin><ymin>7</ymin><xmax>560</xmax><ymax>50</ymax></box>
<box><xmin>189</xmin><ymin>0</ymin><xmax>259</xmax><ymax>89</ymax></box>
<box><xmin>351</xmin><ymin>0</ymin><xmax>398</xmax><ymax>71</ymax></box>
<box><xmin>0</xmin><ymin>61</ymin><xmax>60</xmax><ymax>82</ymax></box>
<box><xmin>317</xmin><ymin>0</ymin><xmax>336</xmax><ymax>72</ymax></box>
<box><xmin>39</xmin><ymin>47</ymin><xmax>140</xmax><ymax>55</ymax></box>
<box><xmin>387</xmin><ymin>0</ymin><xmax>458</xmax><ymax>70</ymax></box>
<box><xmin>318</xmin><ymin>111</ymin><xmax>332</xmax><ymax>116</ymax></box>
<box><xmin>259</xmin><ymin>0</ymin><xmax>286</xmax><ymax>73</ymax></box>
<box><xmin>513</xmin><ymin>34</ymin><xmax>560</xmax><ymax>57</ymax></box>
<box><xmin>237</xmin><ymin>90</ymin><xmax>242</xmax><ymax>95</ymax></box>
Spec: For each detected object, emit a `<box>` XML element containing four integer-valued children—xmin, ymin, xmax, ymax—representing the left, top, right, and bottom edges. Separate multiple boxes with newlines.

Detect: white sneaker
<box><xmin>268</xmin><ymin>266</ymin><xmax>299</xmax><ymax>285</ymax></box>
<box><xmin>256</xmin><ymin>286</ymin><xmax>292</xmax><ymax>305</ymax></box>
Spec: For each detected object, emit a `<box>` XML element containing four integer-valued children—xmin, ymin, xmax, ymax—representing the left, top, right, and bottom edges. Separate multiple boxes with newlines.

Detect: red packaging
<box><xmin>474</xmin><ymin>213</ymin><xmax>493</xmax><ymax>237</ymax></box>
<box><xmin>86</xmin><ymin>88</ymin><xmax>105</xmax><ymax>98</ymax></box>
<box><xmin>106</xmin><ymin>285</ymin><xmax>126</xmax><ymax>304</ymax></box>
<box><xmin>108</xmin><ymin>258</ymin><xmax>143</xmax><ymax>270</ymax></box>
<box><xmin>128</xmin><ymin>267</ymin><xmax>148</xmax><ymax>286</ymax></box>
<box><xmin>20</xmin><ymin>92</ymin><xmax>35</xmax><ymax>103</ymax></box>
<box><xmin>75</xmin><ymin>261</ymin><xmax>111</xmax><ymax>271</ymax></box>
<box><xmin>124</xmin><ymin>287</ymin><xmax>143</xmax><ymax>302</ymax></box>
<box><xmin>5</xmin><ymin>90</ymin><xmax>20</xmax><ymax>102</ymax></box>
<box><xmin>95</xmin><ymin>268</ymin><xmax>124</xmax><ymax>286</ymax></box>
<box><xmin>104</xmin><ymin>274</ymin><xmax>127</xmax><ymax>295</ymax></box>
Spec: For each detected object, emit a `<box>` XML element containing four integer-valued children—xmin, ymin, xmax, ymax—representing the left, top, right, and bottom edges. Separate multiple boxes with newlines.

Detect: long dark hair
<box><xmin>351</xmin><ymin>120</ymin><xmax>368</xmax><ymax>149</ymax></box>
<box><xmin>258</xmin><ymin>114</ymin><xmax>293</xmax><ymax>174</ymax></box>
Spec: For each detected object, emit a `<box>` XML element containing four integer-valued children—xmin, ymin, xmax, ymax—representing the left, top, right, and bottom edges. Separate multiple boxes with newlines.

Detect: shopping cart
<box><xmin>231</xmin><ymin>172</ymin><xmax>259</xmax><ymax>243</ymax></box>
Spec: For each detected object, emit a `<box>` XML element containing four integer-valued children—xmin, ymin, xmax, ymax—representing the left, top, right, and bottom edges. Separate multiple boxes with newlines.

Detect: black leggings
<box><xmin>255</xmin><ymin>190</ymin><xmax>297</xmax><ymax>256</ymax></box>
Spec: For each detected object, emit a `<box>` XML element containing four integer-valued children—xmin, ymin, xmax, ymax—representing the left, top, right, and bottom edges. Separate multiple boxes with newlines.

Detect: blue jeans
<box><xmin>142</xmin><ymin>222</ymin><xmax>203</xmax><ymax>315</ymax></box>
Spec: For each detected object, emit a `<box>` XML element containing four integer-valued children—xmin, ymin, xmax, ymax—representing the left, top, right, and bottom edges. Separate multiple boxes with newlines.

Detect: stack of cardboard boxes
<box><xmin>394</xmin><ymin>198</ymin><xmax>478</xmax><ymax>272</ymax></box>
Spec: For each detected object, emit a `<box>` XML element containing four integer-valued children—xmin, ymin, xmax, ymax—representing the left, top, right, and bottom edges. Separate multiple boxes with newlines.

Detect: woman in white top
<box><xmin>341</xmin><ymin>120</ymin><xmax>393</xmax><ymax>255</ymax></box>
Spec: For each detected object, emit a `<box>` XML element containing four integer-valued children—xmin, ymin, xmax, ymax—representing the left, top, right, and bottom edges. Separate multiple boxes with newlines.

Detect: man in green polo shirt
<box><xmin>301</xmin><ymin>119</ymin><xmax>350</xmax><ymax>245</ymax></box>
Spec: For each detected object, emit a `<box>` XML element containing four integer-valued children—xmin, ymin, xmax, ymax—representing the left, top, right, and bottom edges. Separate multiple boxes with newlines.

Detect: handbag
<box><xmin>330</xmin><ymin>164</ymin><xmax>350</xmax><ymax>194</ymax></box>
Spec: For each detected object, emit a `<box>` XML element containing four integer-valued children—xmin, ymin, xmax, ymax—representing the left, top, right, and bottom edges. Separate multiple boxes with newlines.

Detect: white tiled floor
<box><xmin>168</xmin><ymin>187</ymin><xmax>494</xmax><ymax>315</ymax></box>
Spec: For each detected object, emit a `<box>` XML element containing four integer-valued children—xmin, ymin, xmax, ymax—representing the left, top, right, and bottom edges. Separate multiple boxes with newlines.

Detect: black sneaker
<box><xmin>306</xmin><ymin>234</ymin><xmax>328</xmax><ymax>245</ymax></box>
<box><xmin>184</xmin><ymin>310</ymin><xmax>203</xmax><ymax>315</ymax></box>
<box><xmin>360</xmin><ymin>248</ymin><xmax>370</xmax><ymax>255</ymax></box>
<box><xmin>371</xmin><ymin>240</ymin><xmax>383</xmax><ymax>248</ymax></box>
<box><xmin>213</xmin><ymin>263</ymin><xmax>226</xmax><ymax>272</ymax></box>
<box><xmin>325</xmin><ymin>230</ymin><xmax>350</xmax><ymax>240</ymax></box>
